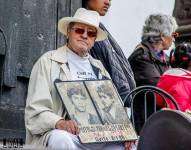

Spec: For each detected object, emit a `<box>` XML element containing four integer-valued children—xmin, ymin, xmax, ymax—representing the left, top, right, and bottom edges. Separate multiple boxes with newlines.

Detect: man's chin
<box><xmin>100</xmin><ymin>9</ymin><xmax>108</xmax><ymax>16</ymax></box>
<box><xmin>100</xmin><ymin>11</ymin><xmax>107</xmax><ymax>16</ymax></box>
<box><xmin>78</xmin><ymin>47</ymin><xmax>89</xmax><ymax>56</ymax></box>
<box><xmin>78</xmin><ymin>44</ymin><xmax>88</xmax><ymax>51</ymax></box>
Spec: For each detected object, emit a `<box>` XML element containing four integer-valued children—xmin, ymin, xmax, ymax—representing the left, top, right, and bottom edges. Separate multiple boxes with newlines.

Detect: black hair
<box><xmin>170</xmin><ymin>43</ymin><xmax>191</xmax><ymax>69</ymax></box>
<box><xmin>67</xmin><ymin>87</ymin><xmax>86</xmax><ymax>99</ymax></box>
<box><xmin>82</xmin><ymin>0</ymin><xmax>88</xmax><ymax>8</ymax></box>
<box><xmin>97</xmin><ymin>85</ymin><xmax>114</xmax><ymax>99</ymax></box>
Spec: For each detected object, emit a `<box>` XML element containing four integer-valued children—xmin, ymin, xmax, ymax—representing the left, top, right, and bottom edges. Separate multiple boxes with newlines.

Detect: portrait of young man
<box><xmin>67</xmin><ymin>86</ymin><xmax>101</xmax><ymax>126</ymax></box>
<box><xmin>84</xmin><ymin>80</ymin><xmax>131</xmax><ymax>125</ymax></box>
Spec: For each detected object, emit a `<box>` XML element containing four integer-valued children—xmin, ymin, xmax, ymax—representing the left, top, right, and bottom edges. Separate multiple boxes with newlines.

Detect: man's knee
<box><xmin>48</xmin><ymin>129</ymin><xmax>77</xmax><ymax>149</ymax></box>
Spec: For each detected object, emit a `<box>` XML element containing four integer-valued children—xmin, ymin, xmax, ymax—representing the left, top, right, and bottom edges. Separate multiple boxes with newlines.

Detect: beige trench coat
<box><xmin>25</xmin><ymin>45</ymin><xmax>110</xmax><ymax>147</ymax></box>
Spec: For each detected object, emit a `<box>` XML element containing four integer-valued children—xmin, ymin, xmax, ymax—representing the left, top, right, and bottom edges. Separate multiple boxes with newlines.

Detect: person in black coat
<box><xmin>128</xmin><ymin>13</ymin><xmax>178</xmax><ymax>134</ymax></box>
<box><xmin>82</xmin><ymin>0</ymin><xmax>136</xmax><ymax>107</ymax></box>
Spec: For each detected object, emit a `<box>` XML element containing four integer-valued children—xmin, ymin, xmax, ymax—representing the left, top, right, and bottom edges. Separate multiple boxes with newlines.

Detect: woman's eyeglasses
<box><xmin>71</xmin><ymin>27</ymin><xmax>97</xmax><ymax>38</ymax></box>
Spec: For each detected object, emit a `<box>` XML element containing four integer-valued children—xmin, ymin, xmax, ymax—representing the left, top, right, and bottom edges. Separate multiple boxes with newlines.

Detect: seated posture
<box><xmin>25</xmin><ymin>8</ymin><xmax>134</xmax><ymax>150</ymax></box>
<box><xmin>157</xmin><ymin>43</ymin><xmax>191</xmax><ymax>112</ymax></box>
<box><xmin>128</xmin><ymin>13</ymin><xmax>178</xmax><ymax>134</ymax></box>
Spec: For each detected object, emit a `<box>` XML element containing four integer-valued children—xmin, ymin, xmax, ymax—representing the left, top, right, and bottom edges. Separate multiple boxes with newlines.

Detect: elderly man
<box><xmin>25</xmin><ymin>8</ymin><xmax>134</xmax><ymax>149</ymax></box>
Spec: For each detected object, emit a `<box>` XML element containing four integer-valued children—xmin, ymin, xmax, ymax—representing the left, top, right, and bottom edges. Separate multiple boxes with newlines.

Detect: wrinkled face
<box><xmin>161</xmin><ymin>33</ymin><xmax>175</xmax><ymax>50</ymax></box>
<box><xmin>87</xmin><ymin>0</ymin><xmax>111</xmax><ymax>16</ymax></box>
<box><xmin>67</xmin><ymin>22</ymin><xmax>97</xmax><ymax>57</ymax></box>
<box><xmin>71</xmin><ymin>94</ymin><xmax>87</xmax><ymax>112</ymax></box>
<box><xmin>98</xmin><ymin>92</ymin><xmax>113</xmax><ymax>108</ymax></box>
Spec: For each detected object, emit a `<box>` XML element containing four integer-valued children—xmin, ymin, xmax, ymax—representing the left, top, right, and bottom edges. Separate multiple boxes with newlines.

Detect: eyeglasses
<box><xmin>71</xmin><ymin>27</ymin><xmax>97</xmax><ymax>38</ymax></box>
<box><xmin>171</xmin><ymin>32</ymin><xmax>179</xmax><ymax>38</ymax></box>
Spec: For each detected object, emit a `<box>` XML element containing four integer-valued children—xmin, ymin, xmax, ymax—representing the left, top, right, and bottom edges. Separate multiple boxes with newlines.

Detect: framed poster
<box><xmin>54</xmin><ymin>79</ymin><xmax>137</xmax><ymax>143</ymax></box>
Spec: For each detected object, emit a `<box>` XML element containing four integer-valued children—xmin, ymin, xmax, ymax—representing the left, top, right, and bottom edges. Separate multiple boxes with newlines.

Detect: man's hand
<box><xmin>55</xmin><ymin>119</ymin><xmax>80</xmax><ymax>135</ymax></box>
<box><xmin>124</xmin><ymin>141</ymin><xmax>136</xmax><ymax>150</ymax></box>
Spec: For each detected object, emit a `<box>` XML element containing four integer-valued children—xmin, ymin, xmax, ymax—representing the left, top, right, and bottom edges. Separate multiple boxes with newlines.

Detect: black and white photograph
<box><xmin>55</xmin><ymin>81</ymin><xmax>101</xmax><ymax>126</ymax></box>
<box><xmin>85</xmin><ymin>80</ymin><xmax>131</xmax><ymax>125</ymax></box>
<box><xmin>55</xmin><ymin>80</ymin><xmax>137</xmax><ymax>143</ymax></box>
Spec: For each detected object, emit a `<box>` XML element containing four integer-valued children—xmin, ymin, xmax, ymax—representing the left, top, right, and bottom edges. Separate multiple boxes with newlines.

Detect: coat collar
<box><xmin>50</xmin><ymin>45</ymin><xmax>104</xmax><ymax>79</ymax></box>
<box><xmin>50</xmin><ymin>45</ymin><xmax>68</xmax><ymax>64</ymax></box>
<box><xmin>141</xmin><ymin>41</ymin><xmax>169</xmax><ymax>63</ymax></box>
<box><xmin>51</xmin><ymin>45</ymin><xmax>101</xmax><ymax>68</ymax></box>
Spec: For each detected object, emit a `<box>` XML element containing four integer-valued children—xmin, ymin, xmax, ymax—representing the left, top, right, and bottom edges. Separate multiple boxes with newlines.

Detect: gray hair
<box><xmin>142</xmin><ymin>14</ymin><xmax>178</xmax><ymax>42</ymax></box>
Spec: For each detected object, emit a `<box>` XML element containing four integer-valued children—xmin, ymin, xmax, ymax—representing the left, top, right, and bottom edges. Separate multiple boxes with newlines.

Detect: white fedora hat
<box><xmin>58</xmin><ymin>8</ymin><xmax>107</xmax><ymax>41</ymax></box>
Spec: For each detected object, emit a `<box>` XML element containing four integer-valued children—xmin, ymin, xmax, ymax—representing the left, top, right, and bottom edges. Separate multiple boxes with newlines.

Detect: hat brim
<box><xmin>58</xmin><ymin>17</ymin><xmax>107</xmax><ymax>41</ymax></box>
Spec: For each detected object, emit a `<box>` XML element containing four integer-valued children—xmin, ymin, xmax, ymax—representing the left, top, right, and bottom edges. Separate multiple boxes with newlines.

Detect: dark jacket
<box><xmin>128</xmin><ymin>41</ymin><xmax>170</xmax><ymax>134</ymax></box>
<box><xmin>90</xmin><ymin>23</ymin><xmax>136</xmax><ymax>106</ymax></box>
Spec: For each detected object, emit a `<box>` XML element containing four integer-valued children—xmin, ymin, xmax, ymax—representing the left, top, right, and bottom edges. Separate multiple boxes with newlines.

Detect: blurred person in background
<box><xmin>157</xmin><ymin>43</ymin><xmax>191</xmax><ymax>112</ymax></box>
<box><xmin>82</xmin><ymin>0</ymin><xmax>136</xmax><ymax>107</ymax></box>
<box><xmin>128</xmin><ymin>13</ymin><xmax>178</xmax><ymax>134</ymax></box>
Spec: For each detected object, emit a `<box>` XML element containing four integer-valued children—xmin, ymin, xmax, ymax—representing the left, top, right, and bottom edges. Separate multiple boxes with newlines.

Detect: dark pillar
<box><xmin>173</xmin><ymin>0</ymin><xmax>191</xmax><ymax>44</ymax></box>
<box><xmin>0</xmin><ymin>0</ymin><xmax>81</xmax><ymax>141</ymax></box>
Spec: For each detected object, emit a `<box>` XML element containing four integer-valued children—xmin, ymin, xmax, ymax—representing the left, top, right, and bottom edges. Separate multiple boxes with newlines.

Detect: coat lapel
<box><xmin>50</xmin><ymin>46</ymin><xmax>72</xmax><ymax>80</ymax></box>
<box><xmin>50</xmin><ymin>45</ymin><xmax>108</xmax><ymax>80</ymax></box>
